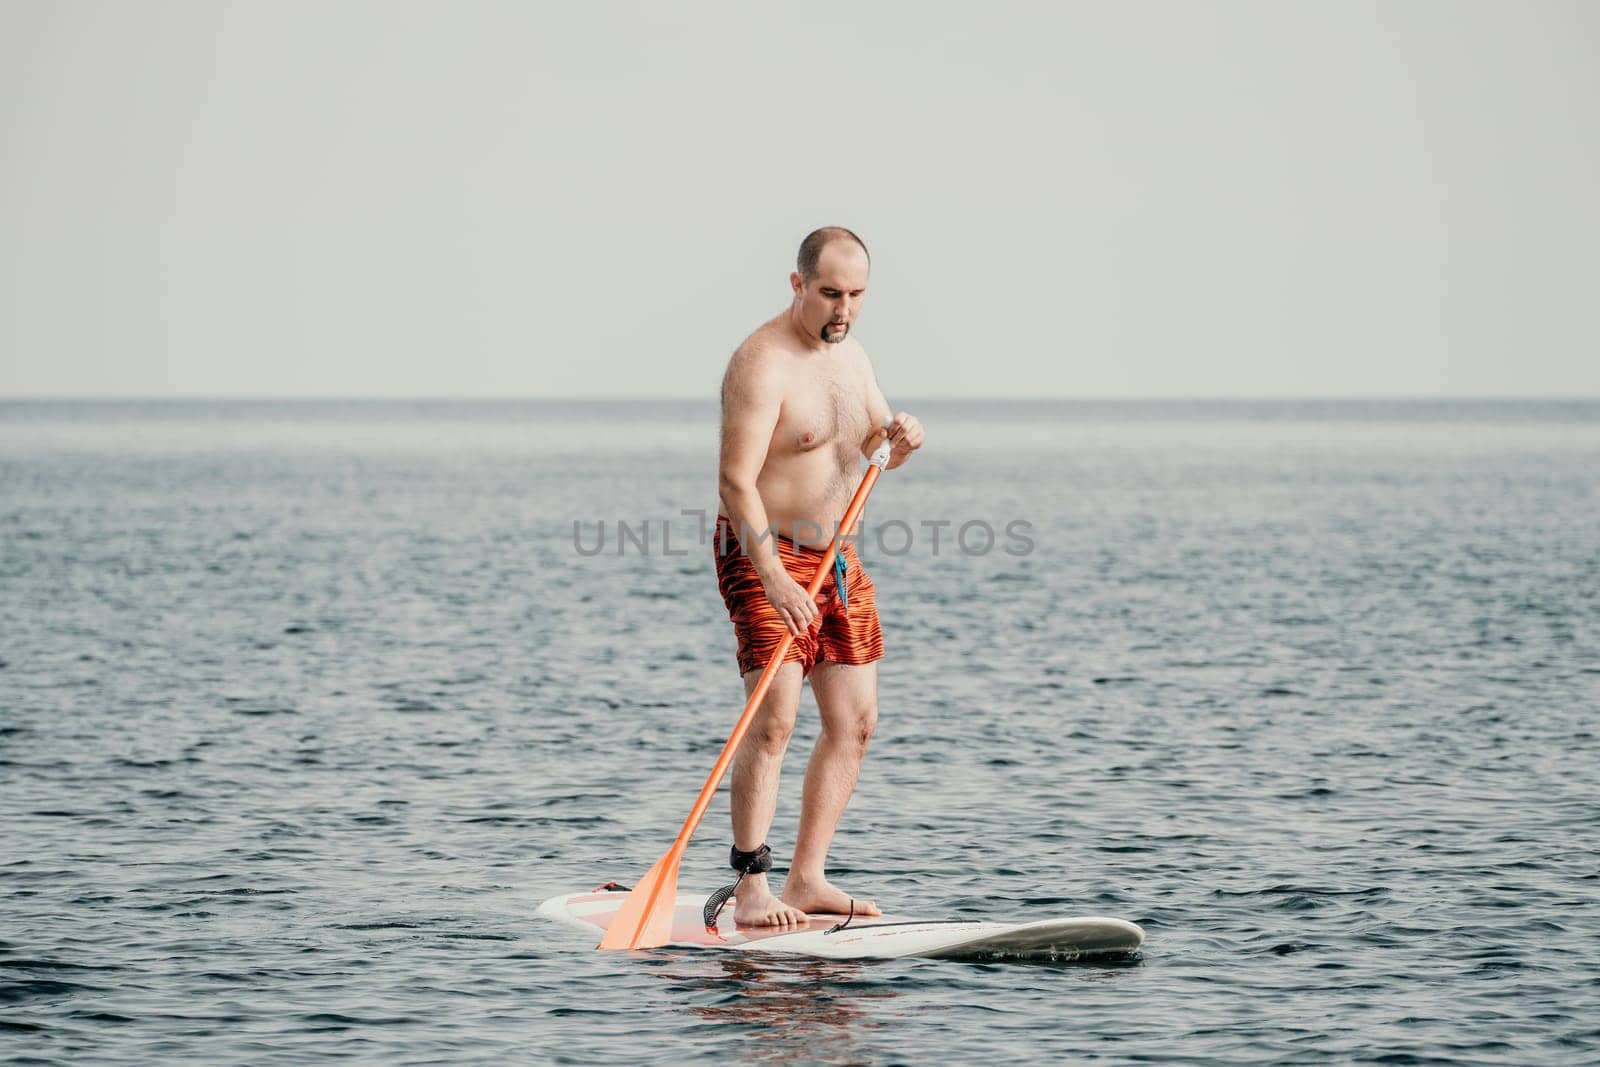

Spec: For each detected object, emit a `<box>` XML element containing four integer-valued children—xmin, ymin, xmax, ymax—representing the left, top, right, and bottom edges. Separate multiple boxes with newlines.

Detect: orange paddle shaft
<box><xmin>599</xmin><ymin>435</ymin><xmax>893</xmax><ymax>949</ymax></box>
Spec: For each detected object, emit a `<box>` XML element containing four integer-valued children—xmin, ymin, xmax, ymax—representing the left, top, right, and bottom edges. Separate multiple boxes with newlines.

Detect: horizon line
<box><xmin>4</xmin><ymin>393</ymin><xmax>1599</xmax><ymax>404</ymax></box>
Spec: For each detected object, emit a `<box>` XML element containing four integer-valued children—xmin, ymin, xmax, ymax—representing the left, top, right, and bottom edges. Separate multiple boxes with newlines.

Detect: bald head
<box><xmin>796</xmin><ymin>227</ymin><xmax>870</xmax><ymax>281</ymax></box>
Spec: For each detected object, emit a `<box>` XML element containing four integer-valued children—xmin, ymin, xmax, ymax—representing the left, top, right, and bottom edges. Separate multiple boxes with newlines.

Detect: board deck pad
<box><xmin>540</xmin><ymin>887</ymin><xmax>1145</xmax><ymax>961</ymax></box>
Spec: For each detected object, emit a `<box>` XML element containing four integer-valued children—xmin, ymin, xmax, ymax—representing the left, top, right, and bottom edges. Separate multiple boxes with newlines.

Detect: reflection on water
<box><xmin>658</xmin><ymin>954</ymin><xmax>894</xmax><ymax>1065</ymax></box>
<box><xmin>641</xmin><ymin>943</ymin><xmax>1147</xmax><ymax>1064</ymax></box>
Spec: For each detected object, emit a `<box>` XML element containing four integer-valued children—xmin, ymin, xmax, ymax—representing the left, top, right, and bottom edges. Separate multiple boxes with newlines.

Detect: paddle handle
<box><xmin>667</xmin><ymin>446</ymin><xmax>891</xmax><ymax>858</ymax></box>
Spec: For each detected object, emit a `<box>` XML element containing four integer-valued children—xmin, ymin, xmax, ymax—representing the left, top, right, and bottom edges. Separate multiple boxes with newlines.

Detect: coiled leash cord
<box><xmin>702</xmin><ymin>844</ymin><xmax>772</xmax><ymax>931</ymax></box>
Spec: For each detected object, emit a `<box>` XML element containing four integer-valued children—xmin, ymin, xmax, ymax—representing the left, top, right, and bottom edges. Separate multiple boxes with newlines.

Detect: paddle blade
<box><xmin>596</xmin><ymin>851</ymin><xmax>681</xmax><ymax>950</ymax></box>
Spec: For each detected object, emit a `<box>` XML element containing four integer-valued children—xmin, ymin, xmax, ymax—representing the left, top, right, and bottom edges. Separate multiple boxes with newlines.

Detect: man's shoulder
<box><xmin>723</xmin><ymin>324</ymin><xmax>791</xmax><ymax>403</ymax></box>
<box><xmin>733</xmin><ymin>316</ymin><xmax>795</xmax><ymax>358</ymax></box>
<box><xmin>726</xmin><ymin>320</ymin><xmax>793</xmax><ymax>376</ymax></box>
<box><xmin>837</xmin><ymin>337</ymin><xmax>875</xmax><ymax>382</ymax></box>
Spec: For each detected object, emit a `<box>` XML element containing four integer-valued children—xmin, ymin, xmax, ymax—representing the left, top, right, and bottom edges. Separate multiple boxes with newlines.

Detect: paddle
<box><xmin>598</xmin><ymin>428</ymin><xmax>896</xmax><ymax>950</ymax></box>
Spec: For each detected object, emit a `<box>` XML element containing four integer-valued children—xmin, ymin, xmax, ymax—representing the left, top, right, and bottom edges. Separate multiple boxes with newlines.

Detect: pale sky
<box><xmin>2</xmin><ymin>0</ymin><xmax>1596</xmax><ymax>399</ymax></box>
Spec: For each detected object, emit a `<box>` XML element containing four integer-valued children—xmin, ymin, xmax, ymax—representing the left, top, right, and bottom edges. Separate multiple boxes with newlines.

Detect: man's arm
<box><xmin>719</xmin><ymin>346</ymin><xmax>817</xmax><ymax>637</ymax></box>
<box><xmin>860</xmin><ymin>354</ymin><xmax>924</xmax><ymax>470</ymax></box>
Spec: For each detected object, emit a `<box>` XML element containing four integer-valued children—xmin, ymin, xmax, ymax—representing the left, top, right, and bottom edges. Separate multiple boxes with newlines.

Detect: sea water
<box><xmin>2</xmin><ymin>399</ymin><xmax>1596</xmax><ymax>1064</ymax></box>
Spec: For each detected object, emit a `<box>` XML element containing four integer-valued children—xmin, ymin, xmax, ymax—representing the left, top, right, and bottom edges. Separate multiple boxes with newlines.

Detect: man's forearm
<box><xmin>720</xmin><ymin>480</ymin><xmax>785</xmax><ymax>582</ymax></box>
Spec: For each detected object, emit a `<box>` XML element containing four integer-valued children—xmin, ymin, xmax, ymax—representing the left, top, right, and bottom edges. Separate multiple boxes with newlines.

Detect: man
<box><xmin>714</xmin><ymin>227</ymin><xmax>924</xmax><ymax>926</ymax></box>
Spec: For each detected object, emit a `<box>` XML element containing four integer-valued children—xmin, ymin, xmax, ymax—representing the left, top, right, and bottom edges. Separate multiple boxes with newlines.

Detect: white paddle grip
<box><xmin>869</xmin><ymin>415</ymin><xmax>893</xmax><ymax>469</ymax></box>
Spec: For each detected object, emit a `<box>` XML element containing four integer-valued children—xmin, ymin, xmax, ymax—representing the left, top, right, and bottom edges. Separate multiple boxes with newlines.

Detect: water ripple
<box><xmin>2</xmin><ymin>400</ymin><xmax>1597</xmax><ymax>1063</ymax></box>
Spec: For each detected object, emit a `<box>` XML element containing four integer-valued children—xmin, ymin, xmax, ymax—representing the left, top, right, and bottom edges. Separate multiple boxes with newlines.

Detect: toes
<box><xmin>743</xmin><ymin>904</ymin><xmax>808</xmax><ymax>928</ymax></box>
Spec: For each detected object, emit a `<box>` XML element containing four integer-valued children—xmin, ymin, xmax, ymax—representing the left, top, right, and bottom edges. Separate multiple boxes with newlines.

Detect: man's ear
<box><xmin>789</xmin><ymin>271</ymin><xmax>803</xmax><ymax>297</ymax></box>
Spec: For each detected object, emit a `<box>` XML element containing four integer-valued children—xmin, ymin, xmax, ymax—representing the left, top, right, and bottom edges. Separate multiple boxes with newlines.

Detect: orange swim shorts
<box><xmin>714</xmin><ymin>516</ymin><xmax>884</xmax><ymax>677</ymax></box>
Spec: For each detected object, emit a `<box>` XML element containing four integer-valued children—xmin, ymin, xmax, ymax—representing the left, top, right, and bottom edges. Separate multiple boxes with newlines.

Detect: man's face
<box><xmin>791</xmin><ymin>242</ymin><xmax>870</xmax><ymax>345</ymax></box>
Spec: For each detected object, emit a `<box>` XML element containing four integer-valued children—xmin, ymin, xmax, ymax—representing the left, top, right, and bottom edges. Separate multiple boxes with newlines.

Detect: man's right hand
<box><xmin>760</xmin><ymin>569</ymin><xmax>818</xmax><ymax>637</ymax></box>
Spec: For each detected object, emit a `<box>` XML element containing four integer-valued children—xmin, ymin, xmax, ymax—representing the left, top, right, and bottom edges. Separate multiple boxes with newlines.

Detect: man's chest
<box><xmin>776</xmin><ymin>370</ymin><xmax>868</xmax><ymax>455</ymax></box>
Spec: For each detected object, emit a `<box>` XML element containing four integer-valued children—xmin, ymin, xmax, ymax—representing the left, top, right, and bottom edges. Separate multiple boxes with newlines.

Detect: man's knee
<box><xmin>745</xmin><ymin>670</ymin><xmax>801</xmax><ymax>754</ymax></box>
<box><xmin>750</xmin><ymin>704</ymin><xmax>798</xmax><ymax>753</ymax></box>
<box><xmin>828</xmin><ymin>700</ymin><xmax>876</xmax><ymax>750</ymax></box>
<box><xmin>854</xmin><ymin>703</ymin><xmax>878</xmax><ymax>748</ymax></box>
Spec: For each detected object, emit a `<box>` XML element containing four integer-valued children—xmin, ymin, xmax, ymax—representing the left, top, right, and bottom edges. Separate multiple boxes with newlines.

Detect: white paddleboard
<box><xmin>540</xmin><ymin>886</ymin><xmax>1144</xmax><ymax>961</ymax></box>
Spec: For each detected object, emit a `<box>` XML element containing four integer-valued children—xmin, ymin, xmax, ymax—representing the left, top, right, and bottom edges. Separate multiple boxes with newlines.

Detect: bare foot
<box><xmin>780</xmin><ymin>872</ymin><xmax>882</xmax><ymax>918</ymax></box>
<box><xmin>731</xmin><ymin>874</ymin><xmax>809</xmax><ymax>927</ymax></box>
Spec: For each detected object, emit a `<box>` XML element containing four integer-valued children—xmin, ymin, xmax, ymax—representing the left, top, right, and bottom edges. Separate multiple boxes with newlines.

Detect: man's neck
<box><xmin>784</xmin><ymin>305</ymin><xmax>831</xmax><ymax>354</ymax></box>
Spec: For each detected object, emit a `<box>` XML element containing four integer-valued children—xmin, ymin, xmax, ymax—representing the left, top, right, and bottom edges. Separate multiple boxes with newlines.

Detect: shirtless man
<box><xmin>714</xmin><ymin>227</ymin><xmax>924</xmax><ymax>926</ymax></box>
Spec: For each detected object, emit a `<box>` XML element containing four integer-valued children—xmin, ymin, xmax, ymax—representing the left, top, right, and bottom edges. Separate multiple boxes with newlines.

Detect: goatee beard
<box><xmin>821</xmin><ymin>323</ymin><xmax>848</xmax><ymax>343</ymax></box>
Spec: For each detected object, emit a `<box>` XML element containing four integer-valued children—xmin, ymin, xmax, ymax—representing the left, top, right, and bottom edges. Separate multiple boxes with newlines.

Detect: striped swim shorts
<box><xmin>714</xmin><ymin>516</ymin><xmax>884</xmax><ymax>677</ymax></box>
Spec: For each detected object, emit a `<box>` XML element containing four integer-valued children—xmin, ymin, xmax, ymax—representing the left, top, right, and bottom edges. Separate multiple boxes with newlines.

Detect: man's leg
<box><xmin>779</xmin><ymin>660</ymin><xmax>883</xmax><ymax>917</ymax></box>
<box><xmin>729</xmin><ymin>661</ymin><xmax>809</xmax><ymax>926</ymax></box>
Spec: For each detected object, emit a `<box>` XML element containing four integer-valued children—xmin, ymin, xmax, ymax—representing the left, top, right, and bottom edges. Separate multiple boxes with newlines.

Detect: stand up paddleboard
<box><xmin>542</xmin><ymin>885</ymin><xmax>1144</xmax><ymax>961</ymax></box>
